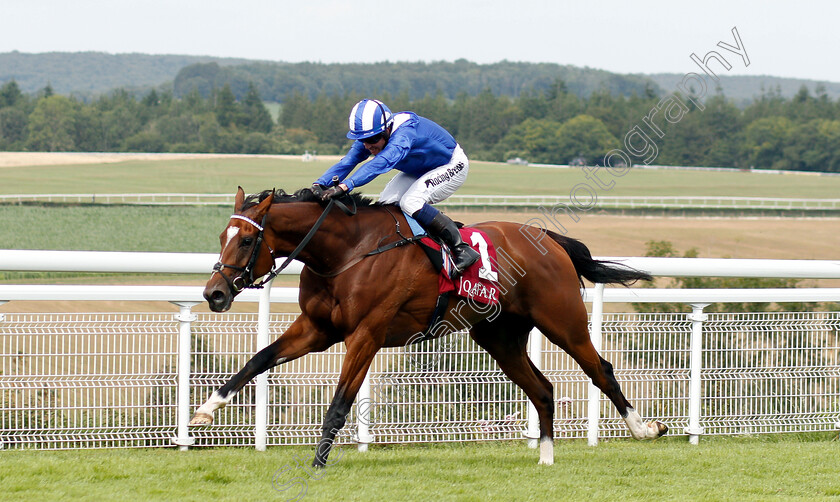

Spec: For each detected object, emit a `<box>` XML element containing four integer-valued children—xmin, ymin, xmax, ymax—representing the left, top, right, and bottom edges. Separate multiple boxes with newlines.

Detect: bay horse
<box><xmin>190</xmin><ymin>187</ymin><xmax>667</xmax><ymax>466</ymax></box>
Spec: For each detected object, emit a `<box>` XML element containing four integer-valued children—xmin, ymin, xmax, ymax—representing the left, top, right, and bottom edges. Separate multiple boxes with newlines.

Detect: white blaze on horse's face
<box><xmin>210</xmin><ymin>226</ymin><xmax>240</xmax><ymax>278</ymax></box>
<box><xmin>223</xmin><ymin>226</ymin><xmax>240</xmax><ymax>253</ymax></box>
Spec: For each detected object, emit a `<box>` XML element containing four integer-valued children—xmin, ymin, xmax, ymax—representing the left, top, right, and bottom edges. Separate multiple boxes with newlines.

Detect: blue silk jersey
<box><xmin>315</xmin><ymin>112</ymin><xmax>457</xmax><ymax>191</ymax></box>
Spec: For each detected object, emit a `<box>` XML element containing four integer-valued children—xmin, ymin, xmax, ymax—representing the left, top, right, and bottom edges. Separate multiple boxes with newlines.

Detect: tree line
<box><xmin>2</xmin><ymin>78</ymin><xmax>840</xmax><ymax>172</ymax></box>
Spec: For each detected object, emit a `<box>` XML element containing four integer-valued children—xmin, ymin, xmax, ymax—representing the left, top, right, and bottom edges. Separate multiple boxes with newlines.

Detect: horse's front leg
<box><xmin>190</xmin><ymin>315</ymin><xmax>331</xmax><ymax>426</ymax></box>
<box><xmin>313</xmin><ymin>331</ymin><xmax>380</xmax><ymax>468</ymax></box>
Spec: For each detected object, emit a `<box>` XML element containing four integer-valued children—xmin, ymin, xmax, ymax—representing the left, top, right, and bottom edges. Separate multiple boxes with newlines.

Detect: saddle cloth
<box><xmin>403</xmin><ymin>212</ymin><xmax>501</xmax><ymax>306</ymax></box>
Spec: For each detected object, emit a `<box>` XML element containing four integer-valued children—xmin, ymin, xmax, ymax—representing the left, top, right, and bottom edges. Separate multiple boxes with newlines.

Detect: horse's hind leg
<box><xmin>532</xmin><ymin>304</ymin><xmax>667</xmax><ymax>440</ymax></box>
<box><xmin>596</xmin><ymin>354</ymin><xmax>667</xmax><ymax>439</ymax></box>
<box><xmin>470</xmin><ymin>316</ymin><xmax>556</xmax><ymax>465</ymax></box>
<box><xmin>190</xmin><ymin>315</ymin><xmax>331</xmax><ymax>426</ymax></box>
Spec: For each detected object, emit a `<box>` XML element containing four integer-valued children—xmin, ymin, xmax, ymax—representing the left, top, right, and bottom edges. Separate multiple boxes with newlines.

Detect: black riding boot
<box><xmin>425</xmin><ymin>213</ymin><xmax>480</xmax><ymax>277</ymax></box>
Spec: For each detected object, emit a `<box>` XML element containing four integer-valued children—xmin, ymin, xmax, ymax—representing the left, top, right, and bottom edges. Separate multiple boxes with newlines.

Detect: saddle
<box><xmin>401</xmin><ymin>213</ymin><xmax>501</xmax><ymax>339</ymax></box>
<box><xmin>357</xmin><ymin>210</ymin><xmax>501</xmax><ymax>340</ymax></box>
<box><xmin>400</xmin><ymin>212</ymin><xmax>500</xmax><ymax>304</ymax></box>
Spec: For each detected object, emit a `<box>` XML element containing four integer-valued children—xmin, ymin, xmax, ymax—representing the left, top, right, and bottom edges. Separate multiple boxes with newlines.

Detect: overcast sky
<box><xmin>2</xmin><ymin>0</ymin><xmax>838</xmax><ymax>83</ymax></box>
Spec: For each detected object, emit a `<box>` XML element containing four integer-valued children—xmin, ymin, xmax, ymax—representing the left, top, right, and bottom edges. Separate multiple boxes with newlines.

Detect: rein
<box><xmin>213</xmin><ymin>195</ymin><xmax>357</xmax><ymax>292</ymax></box>
<box><xmin>306</xmin><ymin>206</ymin><xmax>425</xmax><ymax>278</ymax></box>
<box><xmin>265</xmin><ymin>197</ymin><xmax>355</xmax><ymax>284</ymax></box>
<box><xmin>215</xmin><ymin>194</ymin><xmax>424</xmax><ymax>286</ymax></box>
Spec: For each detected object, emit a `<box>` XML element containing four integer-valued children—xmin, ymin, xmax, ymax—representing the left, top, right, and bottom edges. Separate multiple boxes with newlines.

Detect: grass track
<box><xmin>2</xmin><ymin>437</ymin><xmax>839</xmax><ymax>501</ymax></box>
<box><xmin>0</xmin><ymin>204</ymin><xmax>231</xmax><ymax>252</ymax></box>
<box><xmin>3</xmin><ymin>156</ymin><xmax>840</xmax><ymax>198</ymax></box>
<box><xmin>1</xmin><ymin>155</ymin><xmax>838</xmax><ymax>259</ymax></box>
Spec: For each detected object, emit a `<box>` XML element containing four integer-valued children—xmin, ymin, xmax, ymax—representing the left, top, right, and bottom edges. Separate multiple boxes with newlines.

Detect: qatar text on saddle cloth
<box><xmin>423</xmin><ymin>227</ymin><xmax>500</xmax><ymax>305</ymax></box>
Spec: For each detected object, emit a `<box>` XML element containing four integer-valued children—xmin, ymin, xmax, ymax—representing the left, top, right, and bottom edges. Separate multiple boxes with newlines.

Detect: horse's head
<box><xmin>204</xmin><ymin>187</ymin><xmax>276</xmax><ymax>312</ymax></box>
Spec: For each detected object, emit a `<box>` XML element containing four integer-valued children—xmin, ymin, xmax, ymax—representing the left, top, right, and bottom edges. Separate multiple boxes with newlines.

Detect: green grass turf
<box><xmin>1</xmin><ymin>156</ymin><xmax>837</xmax><ymax>283</ymax></box>
<box><xmin>0</xmin><ymin>204</ymin><xmax>230</xmax><ymax>252</ymax></box>
<box><xmin>1</xmin><ymin>437</ymin><xmax>838</xmax><ymax>501</ymax></box>
<box><xmin>2</xmin><ymin>157</ymin><xmax>840</xmax><ymax>198</ymax></box>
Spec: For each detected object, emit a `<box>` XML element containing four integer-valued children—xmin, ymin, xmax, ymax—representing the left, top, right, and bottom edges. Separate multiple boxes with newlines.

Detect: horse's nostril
<box><xmin>203</xmin><ymin>288</ymin><xmax>231</xmax><ymax>312</ymax></box>
<box><xmin>204</xmin><ymin>287</ymin><xmax>226</xmax><ymax>304</ymax></box>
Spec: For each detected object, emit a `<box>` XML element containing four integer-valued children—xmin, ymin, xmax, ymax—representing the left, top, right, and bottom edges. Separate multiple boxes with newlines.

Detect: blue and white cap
<box><xmin>347</xmin><ymin>99</ymin><xmax>392</xmax><ymax>140</ymax></box>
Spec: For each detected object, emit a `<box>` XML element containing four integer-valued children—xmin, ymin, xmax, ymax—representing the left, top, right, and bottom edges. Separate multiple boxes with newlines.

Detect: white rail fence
<box><xmin>1</xmin><ymin>250</ymin><xmax>839</xmax><ymax>451</ymax></box>
<box><xmin>3</xmin><ymin>193</ymin><xmax>840</xmax><ymax>211</ymax></box>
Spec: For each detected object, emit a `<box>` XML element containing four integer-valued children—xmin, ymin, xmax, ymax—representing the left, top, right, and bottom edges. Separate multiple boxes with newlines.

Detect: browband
<box><xmin>230</xmin><ymin>214</ymin><xmax>264</xmax><ymax>231</ymax></box>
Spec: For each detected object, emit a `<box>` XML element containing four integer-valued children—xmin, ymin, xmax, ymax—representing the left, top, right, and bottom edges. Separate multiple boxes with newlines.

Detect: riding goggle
<box><xmin>361</xmin><ymin>132</ymin><xmax>385</xmax><ymax>144</ymax></box>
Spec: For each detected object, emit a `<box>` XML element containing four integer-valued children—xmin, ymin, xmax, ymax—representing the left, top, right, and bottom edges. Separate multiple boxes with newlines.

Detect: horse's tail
<box><xmin>543</xmin><ymin>230</ymin><xmax>652</xmax><ymax>287</ymax></box>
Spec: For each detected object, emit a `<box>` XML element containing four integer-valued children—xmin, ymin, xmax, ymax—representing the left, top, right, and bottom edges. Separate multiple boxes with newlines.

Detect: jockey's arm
<box><xmin>341</xmin><ymin>132</ymin><xmax>413</xmax><ymax>191</ymax></box>
<box><xmin>314</xmin><ymin>142</ymin><xmax>370</xmax><ymax>187</ymax></box>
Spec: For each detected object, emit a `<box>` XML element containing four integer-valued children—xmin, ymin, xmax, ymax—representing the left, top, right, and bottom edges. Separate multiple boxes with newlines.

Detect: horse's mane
<box><xmin>241</xmin><ymin>188</ymin><xmax>378</xmax><ymax>211</ymax></box>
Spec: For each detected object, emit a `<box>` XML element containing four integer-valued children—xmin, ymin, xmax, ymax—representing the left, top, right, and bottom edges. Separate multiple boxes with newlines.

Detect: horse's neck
<box><xmin>269</xmin><ymin>203</ymin><xmax>388</xmax><ymax>272</ymax></box>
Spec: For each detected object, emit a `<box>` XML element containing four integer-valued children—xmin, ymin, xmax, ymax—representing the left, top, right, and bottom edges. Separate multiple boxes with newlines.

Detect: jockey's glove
<box><xmin>310</xmin><ymin>183</ymin><xmax>327</xmax><ymax>198</ymax></box>
<box><xmin>320</xmin><ymin>183</ymin><xmax>348</xmax><ymax>202</ymax></box>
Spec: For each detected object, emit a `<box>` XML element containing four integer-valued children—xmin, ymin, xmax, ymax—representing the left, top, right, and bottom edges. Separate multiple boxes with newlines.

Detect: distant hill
<box><xmin>646</xmin><ymin>73</ymin><xmax>840</xmax><ymax>104</ymax></box>
<box><xmin>0</xmin><ymin>52</ymin><xmax>659</xmax><ymax>100</ymax></box>
<box><xmin>2</xmin><ymin>51</ymin><xmax>839</xmax><ymax>104</ymax></box>
<box><xmin>0</xmin><ymin>51</ymin><xmax>253</xmax><ymax>97</ymax></box>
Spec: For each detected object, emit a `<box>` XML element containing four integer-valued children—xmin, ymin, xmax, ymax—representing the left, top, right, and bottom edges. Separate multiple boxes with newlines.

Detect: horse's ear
<box><xmin>256</xmin><ymin>188</ymin><xmax>274</xmax><ymax>213</ymax></box>
<box><xmin>234</xmin><ymin>186</ymin><xmax>245</xmax><ymax>213</ymax></box>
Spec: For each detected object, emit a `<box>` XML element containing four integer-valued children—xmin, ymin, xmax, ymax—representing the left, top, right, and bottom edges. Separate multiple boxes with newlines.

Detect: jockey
<box><xmin>313</xmin><ymin>99</ymin><xmax>480</xmax><ymax>275</ymax></box>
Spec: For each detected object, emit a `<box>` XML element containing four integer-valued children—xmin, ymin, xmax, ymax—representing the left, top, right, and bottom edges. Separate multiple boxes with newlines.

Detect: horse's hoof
<box><xmin>653</xmin><ymin>421</ymin><xmax>668</xmax><ymax>437</ymax></box>
<box><xmin>189</xmin><ymin>412</ymin><xmax>214</xmax><ymax>426</ymax></box>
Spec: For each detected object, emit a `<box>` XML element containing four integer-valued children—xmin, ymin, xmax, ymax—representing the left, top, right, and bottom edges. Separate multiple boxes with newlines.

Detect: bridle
<box><xmin>211</xmin><ymin>195</ymin><xmax>357</xmax><ymax>294</ymax></box>
<box><xmin>212</xmin><ymin>212</ymin><xmax>276</xmax><ymax>294</ymax></box>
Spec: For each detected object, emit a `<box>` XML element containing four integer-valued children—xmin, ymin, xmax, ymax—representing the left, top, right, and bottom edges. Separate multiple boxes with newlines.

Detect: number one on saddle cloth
<box><xmin>470</xmin><ymin>232</ymin><xmax>498</xmax><ymax>282</ymax></box>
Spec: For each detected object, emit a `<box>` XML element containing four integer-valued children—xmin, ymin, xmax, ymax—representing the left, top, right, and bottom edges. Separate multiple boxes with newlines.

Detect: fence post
<box><xmin>0</xmin><ymin>302</ymin><xmax>4</xmax><ymax>450</ymax></box>
<box><xmin>525</xmin><ymin>327</ymin><xmax>542</xmax><ymax>448</ymax></box>
<box><xmin>171</xmin><ymin>301</ymin><xmax>199</xmax><ymax>451</ymax></box>
<box><xmin>255</xmin><ymin>278</ymin><xmax>274</xmax><ymax>451</ymax></box>
<box><xmin>357</xmin><ymin>373</ymin><xmax>372</xmax><ymax>452</ymax></box>
<box><xmin>588</xmin><ymin>283</ymin><xmax>605</xmax><ymax>446</ymax></box>
<box><xmin>686</xmin><ymin>303</ymin><xmax>709</xmax><ymax>445</ymax></box>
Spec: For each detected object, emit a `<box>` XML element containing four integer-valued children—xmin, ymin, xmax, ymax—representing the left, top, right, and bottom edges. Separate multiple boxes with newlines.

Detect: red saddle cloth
<box><xmin>421</xmin><ymin>227</ymin><xmax>501</xmax><ymax>305</ymax></box>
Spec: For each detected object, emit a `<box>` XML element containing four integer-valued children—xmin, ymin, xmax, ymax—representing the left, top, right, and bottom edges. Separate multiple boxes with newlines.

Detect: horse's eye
<box><xmin>240</xmin><ymin>237</ymin><xmax>254</xmax><ymax>247</ymax></box>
